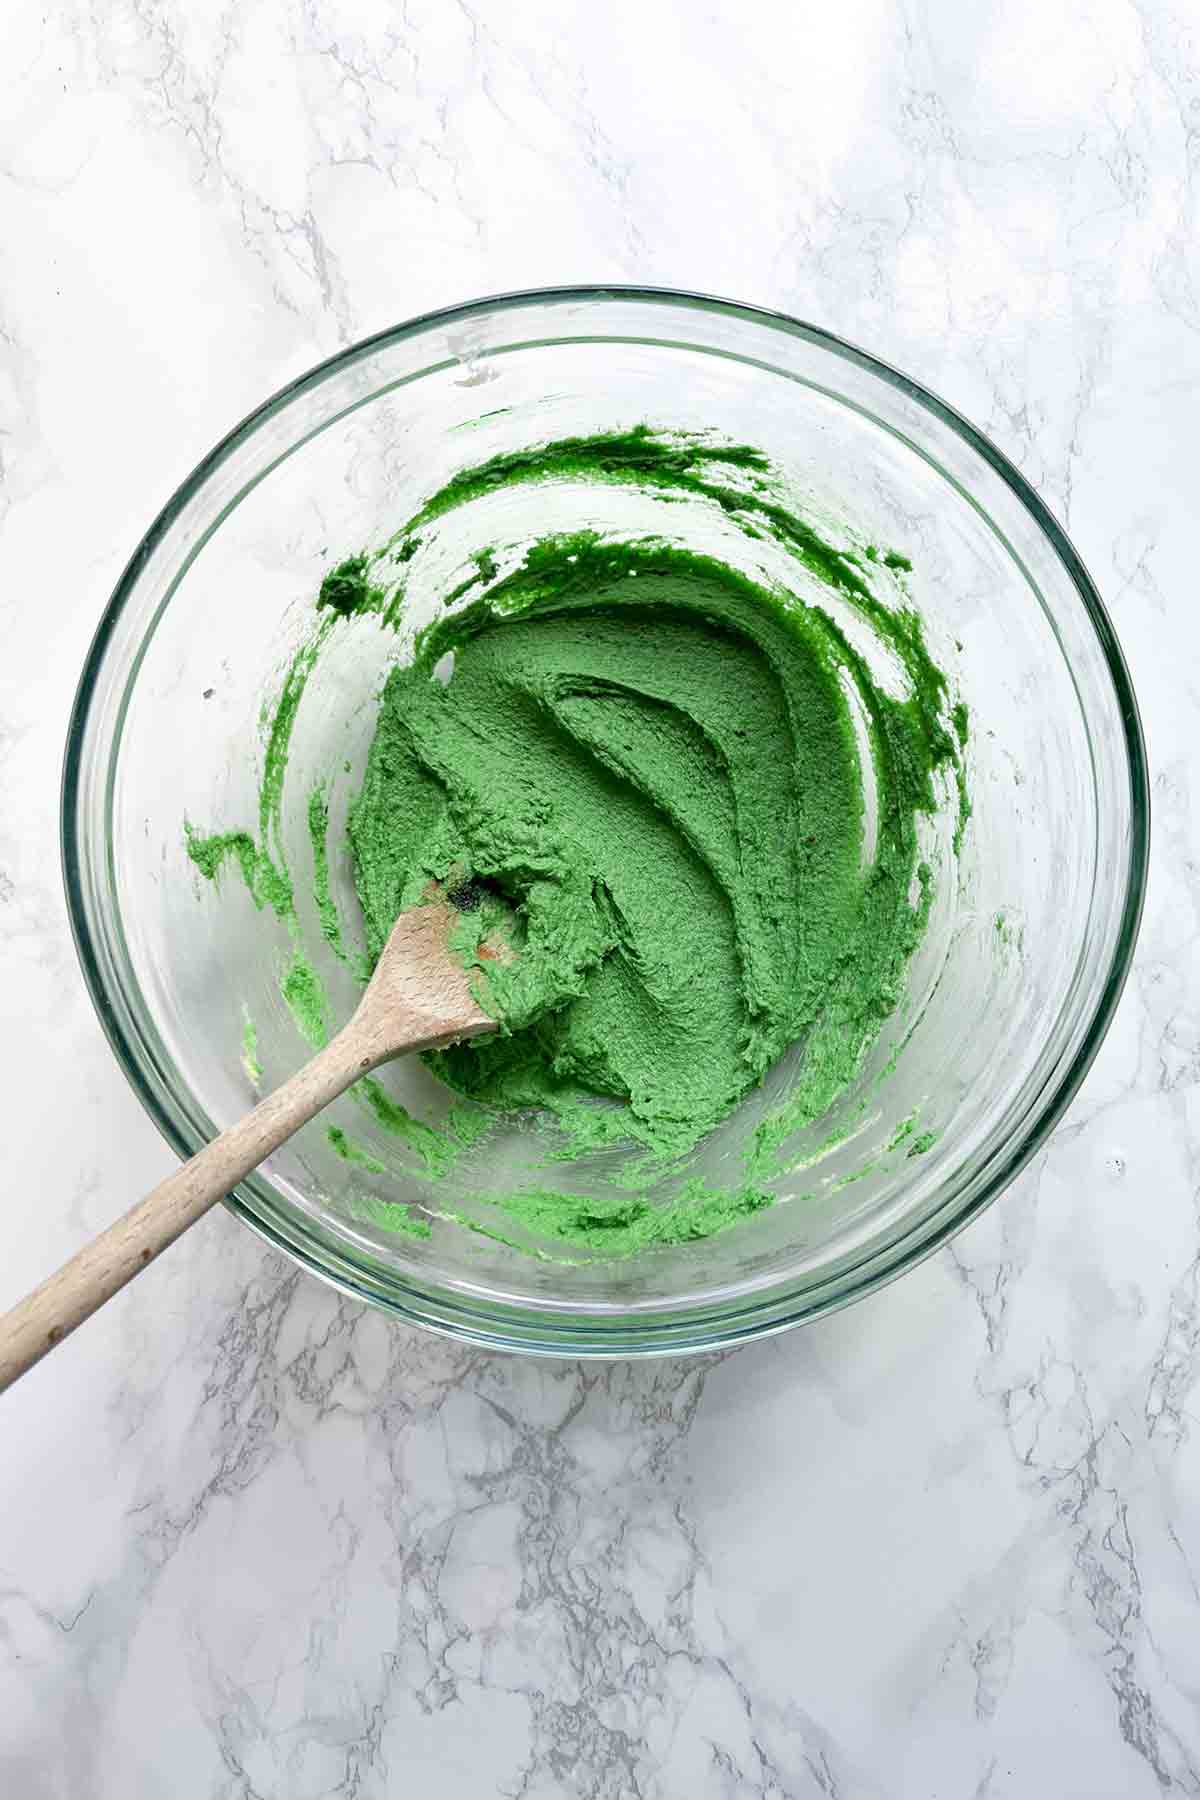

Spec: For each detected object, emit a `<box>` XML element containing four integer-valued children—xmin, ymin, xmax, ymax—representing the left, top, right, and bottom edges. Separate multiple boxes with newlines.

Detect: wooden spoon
<box><xmin>0</xmin><ymin>900</ymin><xmax>496</xmax><ymax>1394</ymax></box>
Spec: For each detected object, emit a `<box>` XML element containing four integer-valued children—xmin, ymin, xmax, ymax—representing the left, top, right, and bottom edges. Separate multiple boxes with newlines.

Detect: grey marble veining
<box><xmin>3</xmin><ymin>0</ymin><xmax>1200</xmax><ymax>1793</ymax></box>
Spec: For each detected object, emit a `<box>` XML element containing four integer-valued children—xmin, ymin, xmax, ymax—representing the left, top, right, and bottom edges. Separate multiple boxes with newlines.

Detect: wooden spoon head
<box><xmin>355</xmin><ymin>900</ymin><xmax>498</xmax><ymax>1061</ymax></box>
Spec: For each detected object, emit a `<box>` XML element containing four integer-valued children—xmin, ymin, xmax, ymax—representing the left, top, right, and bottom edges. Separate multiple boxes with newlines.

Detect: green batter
<box><xmin>187</xmin><ymin>428</ymin><xmax>964</xmax><ymax>1257</ymax></box>
<box><xmin>352</xmin><ymin>533</ymin><xmax>932</xmax><ymax>1166</ymax></box>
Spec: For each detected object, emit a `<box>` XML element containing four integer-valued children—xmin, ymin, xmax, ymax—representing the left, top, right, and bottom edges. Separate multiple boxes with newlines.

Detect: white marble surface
<box><xmin>2</xmin><ymin>0</ymin><xmax>1199</xmax><ymax>1792</ymax></box>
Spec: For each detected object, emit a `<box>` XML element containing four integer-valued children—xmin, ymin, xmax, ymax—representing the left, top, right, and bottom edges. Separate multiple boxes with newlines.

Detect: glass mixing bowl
<box><xmin>62</xmin><ymin>288</ymin><xmax>1148</xmax><ymax>1356</ymax></box>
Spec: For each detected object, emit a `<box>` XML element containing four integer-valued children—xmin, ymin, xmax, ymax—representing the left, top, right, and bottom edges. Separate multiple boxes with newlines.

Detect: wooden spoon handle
<box><xmin>0</xmin><ymin>1024</ymin><xmax>374</xmax><ymax>1394</ymax></box>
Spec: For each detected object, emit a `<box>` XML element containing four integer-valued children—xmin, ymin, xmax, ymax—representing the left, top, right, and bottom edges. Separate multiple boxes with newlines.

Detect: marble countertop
<box><xmin>3</xmin><ymin>1</ymin><xmax>1199</xmax><ymax>1793</ymax></box>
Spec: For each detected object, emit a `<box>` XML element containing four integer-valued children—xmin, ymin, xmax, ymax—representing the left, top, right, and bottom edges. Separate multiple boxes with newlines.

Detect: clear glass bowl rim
<box><xmin>61</xmin><ymin>284</ymin><xmax>1150</xmax><ymax>1358</ymax></box>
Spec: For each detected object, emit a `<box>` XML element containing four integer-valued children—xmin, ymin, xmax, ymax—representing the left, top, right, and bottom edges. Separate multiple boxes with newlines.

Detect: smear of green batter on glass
<box><xmin>317</xmin><ymin>553</ymin><xmax>386</xmax><ymax>620</ymax></box>
<box><xmin>354</xmin><ymin>1074</ymin><xmax>489</xmax><ymax>1179</ymax></box>
<box><xmin>327</xmin><ymin>1124</ymin><xmax>386</xmax><ymax>1174</ymax></box>
<box><xmin>186</xmin><ymin>620</ymin><xmax>334</xmax><ymax>1043</ymax></box>
<box><xmin>241</xmin><ymin>1007</ymin><xmax>261</xmax><ymax>1084</ymax></box>
<box><xmin>307</xmin><ymin>785</ymin><xmax>344</xmax><ymax>956</ymax></box>
<box><xmin>347</xmin><ymin>1190</ymin><xmax>433</xmax><ymax>1239</ymax></box>
<box><xmin>480</xmin><ymin>1179</ymin><xmax>776</xmax><ymax>1253</ymax></box>
<box><xmin>185</xmin><ymin>426</ymin><xmax>966</xmax><ymax>1260</ymax></box>
<box><xmin>282</xmin><ymin>951</ymin><xmax>326</xmax><ymax>1046</ymax></box>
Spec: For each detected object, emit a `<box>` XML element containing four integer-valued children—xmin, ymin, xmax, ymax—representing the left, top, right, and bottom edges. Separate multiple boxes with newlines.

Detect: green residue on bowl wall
<box><xmin>282</xmin><ymin>950</ymin><xmax>326</xmax><ymax>1046</ymax></box>
<box><xmin>307</xmin><ymin>784</ymin><xmax>347</xmax><ymax>959</ymax></box>
<box><xmin>317</xmin><ymin>553</ymin><xmax>388</xmax><ymax>620</ymax></box>
<box><xmin>327</xmin><ymin>1125</ymin><xmax>386</xmax><ymax>1174</ymax></box>
<box><xmin>355</xmin><ymin>1074</ymin><xmax>490</xmax><ymax>1179</ymax></box>
<box><xmin>480</xmin><ymin>1178</ymin><xmax>777</xmax><ymax>1257</ymax></box>
<box><xmin>241</xmin><ymin>1007</ymin><xmax>261</xmax><ymax>1085</ymax></box>
<box><xmin>347</xmin><ymin>1190</ymin><xmax>433</xmax><ymax>1239</ymax></box>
